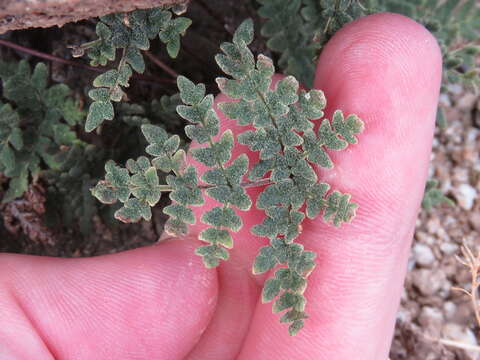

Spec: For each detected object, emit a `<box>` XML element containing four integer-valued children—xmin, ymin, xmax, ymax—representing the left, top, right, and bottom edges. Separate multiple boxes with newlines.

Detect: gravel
<box><xmin>390</xmin><ymin>89</ymin><xmax>480</xmax><ymax>360</ymax></box>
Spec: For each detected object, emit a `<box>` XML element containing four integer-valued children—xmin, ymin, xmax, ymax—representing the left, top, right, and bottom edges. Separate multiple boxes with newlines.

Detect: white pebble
<box><xmin>413</xmin><ymin>243</ymin><xmax>435</xmax><ymax>267</ymax></box>
<box><xmin>454</xmin><ymin>184</ymin><xmax>477</xmax><ymax>210</ymax></box>
<box><xmin>440</xmin><ymin>242</ymin><xmax>459</xmax><ymax>255</ymax></box>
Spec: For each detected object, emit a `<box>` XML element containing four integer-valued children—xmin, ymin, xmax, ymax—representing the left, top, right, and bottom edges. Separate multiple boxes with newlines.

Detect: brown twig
<box><xmin>452</xmin><ymin>242</ymin><xmax>480</xmax><ymax>328</ymax></box>
<box><xmin>0</xmin><ymin>38</ymin><xmax>175</xmax><ymax>85</ymax></box>
<box><xmin>144</xmin><ymin>51</ymin><xmax>179</xmax><ymax>78</ymax></box>
<box><xmin>423</xmin><ymin>334</ymin><xmax>480</xmax><ymax>353</ymax></box>
<box><xmin>400</xmin><ymin>320</ymin><xmax>480</xmax><ymax>357</ymax></box>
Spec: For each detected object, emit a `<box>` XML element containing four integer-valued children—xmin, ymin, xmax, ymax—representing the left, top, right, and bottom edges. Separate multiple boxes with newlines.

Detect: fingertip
<box><xmin>312</xmin><ymin>12</ymin><xmax>443</xmax><ymax>232</ymax></box>
<box><xmin>315</xmin><ymin>12</ymin><xmax>442</xmax><ymax>132</ymax></box>
<box><xmin>316</xmin><ymin>12</ymin><xmax>442</xmax><ymax>84</ymax></box>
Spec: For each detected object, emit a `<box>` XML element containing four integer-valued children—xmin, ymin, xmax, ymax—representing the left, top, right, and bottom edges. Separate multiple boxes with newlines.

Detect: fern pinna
<box><xmin>92</xmin><ymin>19</ymin><xmax>364</xmax><ymax>336</ymax></box>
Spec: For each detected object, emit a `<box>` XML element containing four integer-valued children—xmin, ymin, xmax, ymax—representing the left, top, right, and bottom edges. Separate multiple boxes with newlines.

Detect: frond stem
<box><xmin>157</xmin><ymin>178</ymin><xmax>273</xmax><ymax>192</ymax></box>
<box><xmin>79</xmin><ymin>39</ymin><xmax>103</xmax><ymax>50</ymax></box>
<box><xmin>108</xmin><ymin>47</ymin><xmax>128</xmax><ymax>98</ymax></box>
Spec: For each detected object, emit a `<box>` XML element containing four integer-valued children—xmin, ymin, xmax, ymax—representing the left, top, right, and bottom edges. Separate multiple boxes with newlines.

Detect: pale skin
<box><xmin>0</xmin><ymin>13</ymin><xmax>442</xmax><ymax>360</ymax></box>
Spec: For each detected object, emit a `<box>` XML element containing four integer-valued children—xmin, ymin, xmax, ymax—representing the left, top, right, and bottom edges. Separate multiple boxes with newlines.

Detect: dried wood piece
<box><xmin>0</xmin><ymin>0</ymin><xmax>188</xmax><ymax>34</ymax></box>
<box><xmin>2</xmin><ymin>184</ymin><xmax>56</xmax><ymax>245</ymax></box>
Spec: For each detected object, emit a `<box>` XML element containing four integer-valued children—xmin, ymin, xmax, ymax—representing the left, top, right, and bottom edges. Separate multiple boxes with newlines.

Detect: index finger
<box><xmin>238</xmin><ymin>12</ymin><xmax>442</xmax><ymax>359</ymax></box>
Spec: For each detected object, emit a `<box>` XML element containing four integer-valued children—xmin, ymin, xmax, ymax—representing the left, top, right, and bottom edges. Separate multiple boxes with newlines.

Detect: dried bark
<box><xmin>0</xmin><ymin>0</ymin><xmax>188</xmax><ymax>34</ymax></box>
<box><xmin>2</xmin><ymin>184</ymin><xmax>56</xmax><ymax>245</ymax></box>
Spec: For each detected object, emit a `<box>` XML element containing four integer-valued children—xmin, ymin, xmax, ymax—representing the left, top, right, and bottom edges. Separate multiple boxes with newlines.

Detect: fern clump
<box><xmin>0</xmin><ymin>60</ymin><xmax>85</xmax><ymax>202</ymax></box>
<box><xmin>258</xmin><ymin>0</ymin><xmax>480</xmax><ymax>92</ymax></box>
<box><xmin>92</xmin><ymin>19</ymin><xmax>363</xmax><ymax>336</ymax></box>
<box><xmin>72</xmin><ymin>7</ymin><xmax>191</xmax><ymax>132</ymax></box>
<box><xmin>257</xmin><ymin>0</ymin><xmax>365</xmax><ymax>88</ymax></box>
<box><xmin>43</xmin><ymin>144</ymin><xmax>105</xmax><ymax>235</ymax></box>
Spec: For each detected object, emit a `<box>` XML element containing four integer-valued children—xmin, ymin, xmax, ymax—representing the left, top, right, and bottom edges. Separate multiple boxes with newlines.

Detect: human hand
<box><xmin>0</xmin><ymin>13</ymin><xmax>441</xmax><ymax>360</ymax></box>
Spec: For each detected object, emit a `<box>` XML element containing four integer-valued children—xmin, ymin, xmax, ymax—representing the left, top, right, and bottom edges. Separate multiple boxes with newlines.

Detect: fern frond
<box><xmin>92</xmin><ymin>18</ymin><xmax>363</xmax><ymax>336</ymax></box>
<box><xmin>214</xmin><ymin>19</ymin><xmax>362</xmax><ymax>334</ymax></box>
<box><xmin>76</xmin><ymin>7</ymin><xmax>191</xmax><ymax>132</ymax></box>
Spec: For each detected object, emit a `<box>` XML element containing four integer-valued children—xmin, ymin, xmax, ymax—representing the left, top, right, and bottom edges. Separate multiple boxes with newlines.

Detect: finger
<box><xmin>0</xmin><ymin>239</ymin><xmax>217</xmax><ymax>359</ymax></box>
<box><xmin>239</xmin><ymin>12</ymin><xmax>442</xmax><ymax>360</ymax></box>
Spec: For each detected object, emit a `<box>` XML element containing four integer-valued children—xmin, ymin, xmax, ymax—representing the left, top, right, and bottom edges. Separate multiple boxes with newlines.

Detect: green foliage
<box><xmin>421</xmin><ymin>179</ymin><xmax>454</xmax><ymax>211</ymax></box>
<box><xmin>44</xmin><ymin>144</ymin><xmax>105</xmax><ymax>235</ymax></box>
<box><xmin>76</xmin><ymin>7</ymin><xmax>191</xmax><ymax>132</ymax></box>
<box><xmin>114</xmin><ymin>93</ymin><xmax>184</xmax><ymax>131</ymax></box>
<box><xmin>93</xmin><ymin>19</ymin><xmax>363</xmax><ymax>335</ymax></box>
<box><xmin>89</xmin><ymin>117</ymin><xmax>194</xmax><ymax>226</ymax></box>
<box><xmin>257</xmin><ymin>0</ymin><xmax>364</xmax><ymax>88</ymax></box>
<box><xmin>92</xmin><ymin>156</ymin><xmax>161</xmax><ymax>222</ymax></box>
<box><xmin>0</xmin><ymin>60</ymin><xmax>85</xmax><ymax>202</ymax></box>
<box><xmin>257</xmin><ymin>0</ymin><xmax>480</xmax><ymax>91</ymax></box>
<box><xmin>3</xmin><ymin>0</ymin><xmax>474</xmax><ymax>337</ymax></box>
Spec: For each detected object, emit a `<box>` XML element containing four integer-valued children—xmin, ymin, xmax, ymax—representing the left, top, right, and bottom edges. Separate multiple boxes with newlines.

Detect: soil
<box><xmin>0</xmin><ymin>1</ymin><xmax>479</xmax><ymax>358</ymax></box>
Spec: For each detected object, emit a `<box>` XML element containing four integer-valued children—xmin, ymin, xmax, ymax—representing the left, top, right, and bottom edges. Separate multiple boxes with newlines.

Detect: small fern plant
<box><xmin>91</xmin><ymin>19</ymin><xmax>364</xmax><ymax>336</ymax></box>
<box><xmin>258</xmin><ymin>0</ymin><xmax>480</xmax><ymax>94</ymax></box>
<box><xmin>0</xmin><ymin>60</ymin><xmax>85</xmax><ymax>202</ymax></box>
<box><xmin>70</xmin><ymin>6</ymin><xmax>191</xmax><ymax>132</ymax></box>
<box><xmin>421</xmin><ymin>179</ymin><xmax>454</xmax><ymax>211</ymax></box>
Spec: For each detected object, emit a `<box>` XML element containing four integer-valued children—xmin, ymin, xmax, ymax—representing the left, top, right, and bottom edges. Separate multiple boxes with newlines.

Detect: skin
<box><xmin>0</xmin><ymin>13</ymin><xmax>442</xmax><ymax>360</ymax></box>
